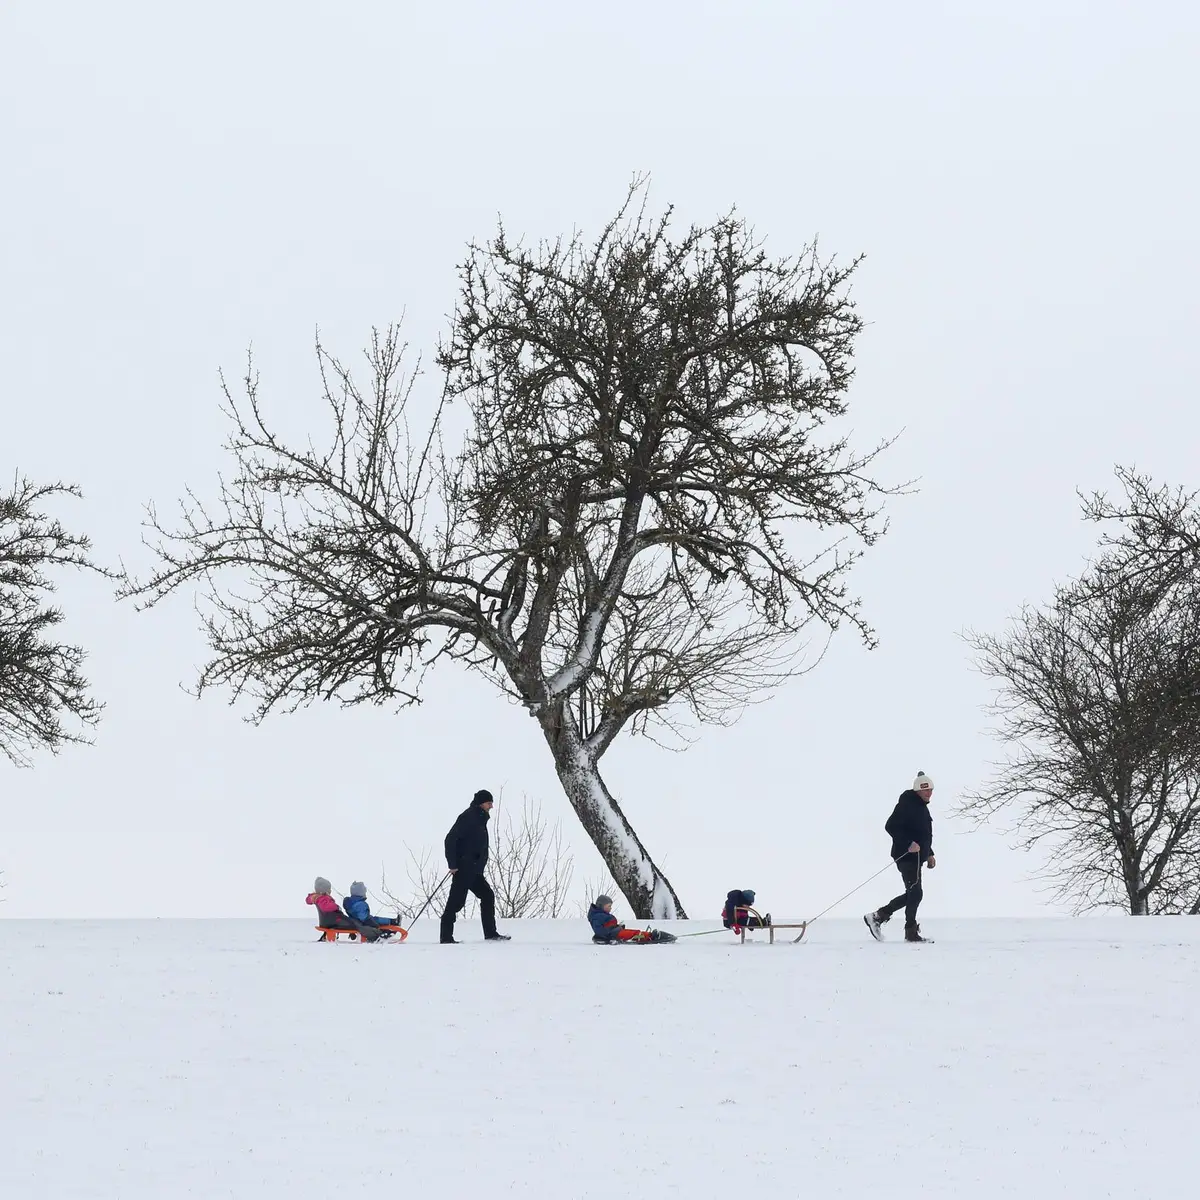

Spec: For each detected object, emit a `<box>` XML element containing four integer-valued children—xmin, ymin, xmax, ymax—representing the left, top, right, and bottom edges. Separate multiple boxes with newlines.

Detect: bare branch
<box><xmin>487</xmin><ymin>797</ymin><xmax>575</xmax><ymax>918</ymax></box>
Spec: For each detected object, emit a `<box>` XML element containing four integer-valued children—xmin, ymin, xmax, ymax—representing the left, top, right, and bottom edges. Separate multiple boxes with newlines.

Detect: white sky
<box><xmin>2</xmin><ymin>1</ymin><xmax>1198</xmax><ymax>919</ymax></box>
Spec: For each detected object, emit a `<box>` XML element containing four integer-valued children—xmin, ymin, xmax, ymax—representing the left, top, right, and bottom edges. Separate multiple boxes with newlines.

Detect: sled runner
<box><xmin>315</xmin><ymin>924</ymin><xmax>408</xmax><ymax>943</ymax></box>
<box><xmin>732</xmin><ymin>908</ymin><xmax>808</xmax><ymax>944</ymax></box>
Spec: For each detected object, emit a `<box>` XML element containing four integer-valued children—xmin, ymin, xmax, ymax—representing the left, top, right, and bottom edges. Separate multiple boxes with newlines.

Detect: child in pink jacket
<box><xmin>306</xmin><ymin>877</ymin><xmax>362</xmax><ymax>932</ymax></box>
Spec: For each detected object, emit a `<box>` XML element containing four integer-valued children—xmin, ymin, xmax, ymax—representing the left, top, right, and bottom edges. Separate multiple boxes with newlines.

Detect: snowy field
<box><xmin>2</xmin><ymin>916</ymin><xmax>1196</xmax><ymax>1199</ymax></box>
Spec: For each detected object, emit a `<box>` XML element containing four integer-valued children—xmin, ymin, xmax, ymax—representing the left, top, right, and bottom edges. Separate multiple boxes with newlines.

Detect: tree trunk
<box><xmin>1125</xmin><ymin>861</ymin><xmax>1149</xmax><ymax>915</ymax></box>
<box><xmin>538</xmin><ymin>713</ymin><xmax>687</xmax><ymax>919</ymax></box>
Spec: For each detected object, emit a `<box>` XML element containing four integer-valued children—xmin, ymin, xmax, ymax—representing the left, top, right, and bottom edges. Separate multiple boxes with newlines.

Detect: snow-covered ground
<box><xmin>1</xmin><ymin>916</ymin><xmax>1196</xmax><ymax>1198</ymax></box>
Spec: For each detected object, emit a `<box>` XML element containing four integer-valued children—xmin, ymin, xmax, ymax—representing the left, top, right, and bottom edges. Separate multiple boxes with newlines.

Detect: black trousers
<box><xmin>880</xmin><ymin>856</ymin><xmax>923</xmax><ymax>926</ymax></box>
<box><xmin>440</xmin><ymin>872</ymin><xmax>498</xmax><ymax>941</ymax></box>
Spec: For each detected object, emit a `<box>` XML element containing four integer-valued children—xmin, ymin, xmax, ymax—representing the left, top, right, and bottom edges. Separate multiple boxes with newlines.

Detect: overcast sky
<box><xmin>3</xmin><ymin>1</ymin><xmax>1198</xmax><ymax>920</ymax></box>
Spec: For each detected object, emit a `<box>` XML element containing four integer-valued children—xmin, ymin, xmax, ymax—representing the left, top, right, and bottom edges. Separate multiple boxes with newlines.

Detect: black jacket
<box><xmin>885</xmin><ymin>790</ymin><xmax>934</xmax><ymax>861</ymax></box>
<box><xmin>444</xmin><ymin>804</ymin><xmax>490</xmax><ymax>875</ymax></box>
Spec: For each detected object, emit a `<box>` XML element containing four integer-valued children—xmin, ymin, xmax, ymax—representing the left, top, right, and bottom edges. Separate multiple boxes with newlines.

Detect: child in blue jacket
<box><xmin>343</xmin><ymin>882</ymin><xmax>402</xmax><ymax>935</ymax></box>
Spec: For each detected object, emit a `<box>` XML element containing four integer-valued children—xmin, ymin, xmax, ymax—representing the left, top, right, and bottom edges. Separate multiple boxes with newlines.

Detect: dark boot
<box><xmin>484</xmin><ymin>933</ymin><xmax>511</xmax><ymax>941</ymax></box>
<box><xmin>439</xmin><ymin>912</ymin><xmax>456</xmax><ymax>944</ymax></box>
<box><xmin>904</xmin><ymin>922</ymin><xmax>929</xmax><ymax>943</ymax></box>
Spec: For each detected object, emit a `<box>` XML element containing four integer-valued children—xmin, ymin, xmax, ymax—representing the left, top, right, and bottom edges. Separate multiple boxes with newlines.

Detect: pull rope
<box><xmin>406</xmin><ymin>872</ymin><xmax>451</xmax><ymax>930</ymax></box>
<box><xmin>803</xmin><ymin>855</ymin><xmax>905</xmax><ymax>928</ymax></box>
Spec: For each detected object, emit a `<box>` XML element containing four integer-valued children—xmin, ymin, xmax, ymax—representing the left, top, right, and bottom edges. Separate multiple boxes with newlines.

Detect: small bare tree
<box><xmin>1</xmin><ymin>478</ymin><xmax>104</xmax><ymax>765</ymax></box>
<box><xmin>575</xmin><ymin>871</ymin><xmax>621</xmax><ymax>918</ymax></box>
<box><xmin>488</xmin><ymin>798</ymin><xmax>574</xmax><ymax>918</ymax></box>
<box><xmin>381</xmin><ymin>800</ymin><xmax>575</xmax><ymax>921</ymax></box>
<box><xmin>376</xmin><ymin>847</ymin><xmax>448</xmax><ymax>921</ymax></box>
<box><xmin>962</xmin><ymin>554</ymin><xmax>1200</xmax><ymax>915</ymax></box>
<box><xmin>118</xmin><ymin>187</ymin><xmax>895</xmax><ymax>917</ymax></box>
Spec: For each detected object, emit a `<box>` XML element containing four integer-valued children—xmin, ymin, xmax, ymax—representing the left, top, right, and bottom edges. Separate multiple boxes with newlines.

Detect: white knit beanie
<box><xmin>313</xmin><ymin>877</ymin><xmax>332</xmax><ymax>895</ymax></box>
<box><xmin>913</xmin><ymin>772</ymin><xmax>934</xmax><ymax>790</ymax></box>
<box><xmin>349</xmin><ymin>881</ymin><xmax>367</xmax><ymax>898</ymax></box>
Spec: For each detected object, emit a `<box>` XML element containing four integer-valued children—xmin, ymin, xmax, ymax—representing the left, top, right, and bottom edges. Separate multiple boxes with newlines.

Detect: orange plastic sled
<box><xmin>315</xmin><ymin>925</ymin><xmax>408</xmax><ymax>943</ymax></box>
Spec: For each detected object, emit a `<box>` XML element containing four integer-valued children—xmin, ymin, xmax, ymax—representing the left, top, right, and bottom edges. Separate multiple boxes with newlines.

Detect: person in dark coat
<box><xmin>864</xmin><ymin>771</ymin><xmax>936</xmax><ymax>943</ymax></box>
<box><xmin>440</xmin><ymin>789</ymin><xmax>510</xmax><ymax>944</ymax></box>
<box><xmin>722</xmin><ymin>888</ymin><xmax>770</xmax><ymax>931</ymax></box>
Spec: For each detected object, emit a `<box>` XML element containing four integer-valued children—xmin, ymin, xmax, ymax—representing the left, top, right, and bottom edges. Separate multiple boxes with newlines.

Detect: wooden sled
<box><xmin>315</xmin><ymin>924</ymin><xmax>408</xmax><ymax>943</ymax></box>
<box><xmin>734</xmin><ymin>908</ymin><xmax>808</xmax><ymax>944</ymax></box>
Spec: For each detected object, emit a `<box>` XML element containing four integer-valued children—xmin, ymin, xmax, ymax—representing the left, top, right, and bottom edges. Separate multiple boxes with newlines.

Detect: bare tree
<box><xmin>378</xmin><ymin>847</ymin><xmax>449</xmax><ymax>921</ymax></box>
<box><xmin>575</xmin><ymin>871</ymin><xmax>621</xmax><ymax>918</ymax></box>
<box><xmin>488</xmin><ymin>798</ymin><xmax>574</xmax><ymax>918</ymax></box>
<box><xmin>962</xmin><ymin>555</ymin><xmax>1200</xmax><ymax>915</ymax></box>
<box><xmin>118</xmin><ymin>187</ymin><xmax>895</xmax><ymax>916</ymax></box>
<box><xmin>1</xmin><ymin>478</ymin><xmax>105</xmax><ymax>765</ymax></box>
<box><xmin>381</xmin><ymin>800</ymin><xmax>575</xmax><ymax>921</ymax></box>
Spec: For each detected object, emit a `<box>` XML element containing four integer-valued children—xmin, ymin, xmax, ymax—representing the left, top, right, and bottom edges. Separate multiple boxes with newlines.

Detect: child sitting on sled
<box><xmin>588</xmin><ymin>894</ymin><xmax>676</xmax><ymax>944</ymax></box>
<box><xmin>306</xmin><ymin>877</ymin><xmax>360</xmax><ymax>931</ymax></box>
<box><xmin>722</xmin><ymin>888</ymin><xmax>771</xmax><ymax>933</ymax></box>
<box><xmin>342</xmin><ymin>881</ymin><xmax>402</xmax><ymax>935</ymax></box>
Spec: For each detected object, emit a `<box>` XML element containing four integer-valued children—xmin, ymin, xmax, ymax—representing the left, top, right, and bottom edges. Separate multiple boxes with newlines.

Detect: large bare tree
<box><xmin>119</xmin><ymin>191</ymin><xmax>894</xmax><ymax>916</ymax></box>
<box><xmin>962</xmin><ymin>544</ymin><xmax>1200</xmax><ymax>915</ymax></box>
<box><xmin>0</xmin><ymin>478</ymin><xmax>104</xmax><ymax>765</ymax></box>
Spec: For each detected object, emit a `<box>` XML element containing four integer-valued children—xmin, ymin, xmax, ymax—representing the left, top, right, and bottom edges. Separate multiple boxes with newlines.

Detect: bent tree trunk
<box><xmin>539</xmin><ymin>710</ymin><xmax>687</xmax><ymax>919</ymax></box>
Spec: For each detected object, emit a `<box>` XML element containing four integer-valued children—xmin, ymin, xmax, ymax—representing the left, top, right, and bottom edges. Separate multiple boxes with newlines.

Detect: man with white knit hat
<box><xmin>864</xmin><ymin>771</ymin><xmax>936</xmax><ymax>943</ymax></box>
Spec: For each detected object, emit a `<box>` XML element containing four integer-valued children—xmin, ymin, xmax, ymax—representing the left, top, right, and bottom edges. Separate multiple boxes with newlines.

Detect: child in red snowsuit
<box><xmin>587</xmin><ymin>895</ymin><xmax>675</xmax><ymax>944</ymax></box>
